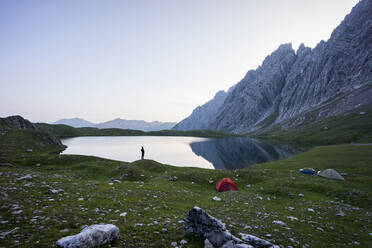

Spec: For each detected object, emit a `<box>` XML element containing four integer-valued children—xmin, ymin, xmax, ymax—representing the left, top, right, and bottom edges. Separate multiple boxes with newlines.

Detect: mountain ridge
<box><xmin>174</xmin><ymin>0</ymin><xmax>372</xmax><ymax>134</ymax></box>
<box><xmin>54</xmin><ymin>117</ymin><xmax>176</xmax><ymax>131</ymax></box>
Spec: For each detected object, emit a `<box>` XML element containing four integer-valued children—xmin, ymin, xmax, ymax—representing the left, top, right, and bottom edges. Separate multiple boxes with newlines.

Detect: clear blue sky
<box><xmin>0</xmin><ymin>0</ymin><xmax>358</xmax><ymax>123</ymax></box>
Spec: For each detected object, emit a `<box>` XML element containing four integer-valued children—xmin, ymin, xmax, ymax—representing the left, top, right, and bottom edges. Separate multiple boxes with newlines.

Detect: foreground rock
<box><xmin>185</xmin><ymin>206</ymin><xmax>277</xmax><ymax>248</ymax></box>
<box><xmin>56</xmin><ymin>224</ymin><xmax>119</xmax><ymax>248</ymax></box>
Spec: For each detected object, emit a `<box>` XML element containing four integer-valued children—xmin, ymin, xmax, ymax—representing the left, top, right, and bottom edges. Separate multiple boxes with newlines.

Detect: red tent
<box><xmin>215</xmin><ymin>178</ymin><xmax>238</xmax><ymax>192</ymax></box>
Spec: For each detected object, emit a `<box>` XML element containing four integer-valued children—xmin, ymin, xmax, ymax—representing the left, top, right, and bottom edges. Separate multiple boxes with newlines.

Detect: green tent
<box><xmin>317</xmin><ymin>169</ymin><xmax>344</xmax><ymax>180</ymax></box>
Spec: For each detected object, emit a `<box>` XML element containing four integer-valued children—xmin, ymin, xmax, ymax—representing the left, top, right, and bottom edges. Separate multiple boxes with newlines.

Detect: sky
<box><xmin>0</xmin><ymin>0</ymin><xmax>359</xmax><ymax>123</ymax></box>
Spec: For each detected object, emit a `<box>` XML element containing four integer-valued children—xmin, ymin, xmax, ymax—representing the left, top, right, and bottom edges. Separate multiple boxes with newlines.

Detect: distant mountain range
<box><xmin>53</xmin><ymin>117</ymin><xmax>176</xmax><ymax>131</ymax></box>
<box><xmin>174</xmin><ymin>0</ymin><xmax>372</xmax><ymax>133</ymax></box>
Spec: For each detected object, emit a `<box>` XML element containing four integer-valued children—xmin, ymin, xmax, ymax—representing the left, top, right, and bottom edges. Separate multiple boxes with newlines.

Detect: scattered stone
<box><xmin>288</xmin><ymin>207</ymin><xmax>295</xmax><ymax>211</ymax></box>
<box><xmin>323</xmin><ymin>126</ymin><xmax>329</xmax><ymax>131</ymax></box>
<box><xmin>60</xmin><ymin>229</ymin><xmax>69</xmax><ymax>233</ymax></box>
<box><xmin>17</xmin><ymin>174</ymin><xmax>32</xmax><ymax>180</ymax></box>
<box><xmin>359</xmin><ymin>112</ymin><xmax>366</xmax><ymax>115</ymax></box>
<box><xmin>307</xmin><ymin>208</ymin><xmax>315</xmax><ymax>213</ymax></box>
<box><xmin>209</xmin><ymin>178</ymin><xmax>214</xmax><ymax>184</ymax></box>
<box><xmin>272</xmin><ymin>220</ymin><xmax>287</xmax><ymax>227</ymax></box>
<box><xmin>0</xmin><ymin>162</ymin><xmax>13</xmax><ymax>166</ymax></box>
<box><xmin>180</xmin><ymin>239</ymin><xmax>188</xmax><ymax>245</ymax></box>
<box><xmin>26</xmin><ymin>149</ymin><xmax>33</xmax><ymax>152</ymax></box>
<box><xmin>47</xmin><ymin>189</ymin><xmax>63</xmax><ymax>194</ymax></box>
<box><xmin>240</xmin><ymin>233</ymin><xmax>273</xmax><ymax>247</ymax></box>
<box><xmin>35</xmin><ymin>163</ymin><xmax>41</xmax><ymax>167</ymax></box>
<box><xmin>12</xmin><ymin>210</ymin><xmax>23</xmax><ymax>215</ymax></box>
<box><xmin>78</xmin><ymin>197</ymin><xmax>84</xmax><ymax>201</ymax></box>
<box><xmin>298</xmin><ymin>193</ymin><xmax>304</xmax><ymax>197</ymax></box>
<box><xmin>171</xmin><ymin>241</ymin><xmax>177</xmax><ymax>246</ymax></box>
<box><xmin>336</xmin><ymin>210</ymin><xmax>345</xmax><ymax>217</ymax></box>
<box><xmin>287</xmin><ymin>216</ymin><xmax>298</xmax><ymax>221</ymax></box>
<box><xmin>264</xmin><ymin>234</ymin><xmax>272</xmax><ymax>238</ymax></box>
<box><xmin>120</xmin><ymin>212</ymin><xmax>127</xmax><ymax>217</ymax></box>
<box><xmin>161</xmin><ymin>228</ymin><xmax>167</xmax><ymax>232</ymax></box>
<box><xmin>0</xmin><ymin>227</ymin><xmax>19</xmax><ymax>238</ymax></box>
<box><xmin>235</xmin><ymin>244</ymin><xmax>254</xmax><ymax>248</ymax></box>
<box><xmin>56</xmin><ymin>224</ymin><xmax>119</xmax><ymax>248</ymax></box>
<box><xmin>212</xmin><ymin>196</ymin><xmax>221</xmax><ymax>201</ymax></box>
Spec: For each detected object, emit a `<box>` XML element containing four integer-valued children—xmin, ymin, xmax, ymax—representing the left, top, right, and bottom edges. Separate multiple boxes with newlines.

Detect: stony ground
<box><xmin>0</xmin><ymin>143</ymin><xmax>372</xmax><ymax>247</ymax></box>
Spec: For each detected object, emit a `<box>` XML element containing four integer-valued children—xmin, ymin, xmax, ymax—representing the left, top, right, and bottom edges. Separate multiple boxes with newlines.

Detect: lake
<box><xmin>61</xmin><ymin>136</ymin><xmax>302</xmax><ymax>170</ymax></box>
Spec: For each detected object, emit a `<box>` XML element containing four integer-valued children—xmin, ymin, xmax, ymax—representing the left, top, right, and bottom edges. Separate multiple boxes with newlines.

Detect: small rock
<box><xmin>359</xmin><ymin>112</ymin><xmax>366</xmax><ymax>115</ymax></box>
<box><xmin>212</xmin><ymin>196</ymin><xmax>221</xmax><ymax>201</ymax></box>
<box><xmin>161</xmin><ymin>228</ymin><xmax>167</xmax><ymax>232</ymax></box>
<box><xmin>209</xmin><ymin>179</ymin><xmax>214</xmax><ymax>184</ymax></box>
<box><xmin>17</xmin><ymin>174</ymin><xmax>32</xmax><ymax>180</ymax></box>
<box><xmin>240</xmin><ymin>233</ymin><xmax>273</xmax><ymax>247</ymax></box>
<box><xmin>298</xmin><ymin>193</ymin><xmax>304</xmax><ymax>197</ymax></box>
<box><xmin>287</xmin><ymin>216</ymin><xmax>298</xmax><ymax>221</ymax></box>
<box><xmin>336</xmin><ymin>210</ymin><xmax>345</xmax><ymax>217</ymax></box>
<box><xmin>0</xmin><ymin>227</ymin><xmax>19</xmax><ymax>238</ymax></box>
<box><xmin>120</xmin><ymin>212</ymin><xmax>127</xmax><ymax>217</ymax></box>
<box><xmin>26</xmin><ymin>149</ymin><xmax>33</xmax><ymax>152</ymax></box>
<box><xmin>180</xmin><ymin>239</ymin><xmax>188</xmax><ymax>245</ymax></box>
<box><xmin>78</xmin><ymin>198</ymin><xmax>84</xmax><ymax>201</ymax></box>
<box><xmin>272</xmin><ymin>220</ymin><xmax>287</xmax><ymax>227</ymax></box>
<box><xmin>171</xmin><ymin>241</ymin><xmax>177</xmax><ymax>246</ymax></box>
<box><xmin>12</xmin><ymin>210</ymin><xmax>23</xmax><ymax>215</ymax></box>
<box><xmin>307</xmin><ymin>208</ymin><xmax>315</xmax><ymax>213</ymax></box>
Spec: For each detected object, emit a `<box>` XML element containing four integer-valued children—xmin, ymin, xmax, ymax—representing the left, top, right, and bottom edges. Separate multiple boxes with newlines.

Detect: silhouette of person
<box><xmin>141</xmin><ymin>146</ymin><xmax>145</xmax><ymax>160</ymax></box>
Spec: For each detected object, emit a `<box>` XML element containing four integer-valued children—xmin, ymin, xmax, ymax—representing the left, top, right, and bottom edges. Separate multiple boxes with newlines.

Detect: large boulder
<box><xmin>56</xmin><ymin>224</ymin><xmax>119</xmax><ymax>248</ymax></box>
<box><xmin>185</xmin><ymin>207</ymin><xmax>278</xmax><ymax>248</ymax></box>
<box><xmin>185</xmin><ymin>206</ymin><xmax>241</xmax><ymax>247</ymax></box>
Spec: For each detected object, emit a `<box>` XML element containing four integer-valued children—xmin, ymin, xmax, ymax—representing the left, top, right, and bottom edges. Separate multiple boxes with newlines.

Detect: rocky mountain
<box><xmin>173</xmin><ymin>90</ymin><xmax>228</xmax><ymax>131</ymax></box>
<box><xmin>95</xmin><ymin>118</ymin><xmax>176</xmax><ymax>131</ymax></box>
<box><xmin>54</xmin><ymin>118</ymin><xmax>176</xmax><ymax>131</ymax></box>
<box><xmin>175</xmin><ymin>0</ymin><xmax>372</xmax><ymax>134</ymax></box>
<box><xmin>54</xmin><ymin>118</ymin><xmax>96</xmax><ymax>128</ymax></box>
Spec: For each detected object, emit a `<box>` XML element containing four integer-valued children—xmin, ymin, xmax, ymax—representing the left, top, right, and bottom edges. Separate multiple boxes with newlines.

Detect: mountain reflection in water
<box><xmin>190</xmin><ymin>137</ymin><xmax>303</xmax><ymax>170</ymax></box>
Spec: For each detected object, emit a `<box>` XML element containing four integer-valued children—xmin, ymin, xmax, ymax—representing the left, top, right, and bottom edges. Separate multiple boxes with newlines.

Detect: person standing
<box><xmin>141</xmin><ymin>146</ymin><xmax>145</xmax><ymax>160</ymax></box>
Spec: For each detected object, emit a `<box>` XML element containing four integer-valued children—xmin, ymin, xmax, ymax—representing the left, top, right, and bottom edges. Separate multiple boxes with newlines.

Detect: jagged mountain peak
<box><xmin>175</xmin><ymin>0</ymin><xmax>372</xmax><ymax>133</ymax></box>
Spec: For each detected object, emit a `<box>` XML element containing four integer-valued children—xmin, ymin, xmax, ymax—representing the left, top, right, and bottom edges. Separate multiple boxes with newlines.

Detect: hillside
<box><xmin>0</xmin><ymin>117</ymin><xmax>371</xmax><ymax>247</ymax></box>
<box><xmin>35</xmin><ymin>123</ymin><xmax>239</xmax><ymax>139</ymax></box>
<box><xmin>174</xmin><ymin>0</ymin><xmax>372</xmax><ymax>135</ymax></box>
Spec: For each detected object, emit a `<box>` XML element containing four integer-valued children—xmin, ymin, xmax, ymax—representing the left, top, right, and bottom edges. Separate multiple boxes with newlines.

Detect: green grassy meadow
<box><xmin>1</xmin><ymin>122</ymin><xmax>372</xmax><ymax>247</ymax></box>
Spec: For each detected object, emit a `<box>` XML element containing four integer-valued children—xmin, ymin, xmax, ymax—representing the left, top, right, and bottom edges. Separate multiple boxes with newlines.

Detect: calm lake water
<box><xmin>61</xmin><ymin>136</ymin><xmax>302</xmax><ymax>170</ymax></box>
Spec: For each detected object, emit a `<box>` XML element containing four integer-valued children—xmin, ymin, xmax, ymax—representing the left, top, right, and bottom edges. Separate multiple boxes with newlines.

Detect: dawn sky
<box><xmin>0</xmin><ymin>0</ymin><xmax>358</xmax><ymax>123</ymax></box>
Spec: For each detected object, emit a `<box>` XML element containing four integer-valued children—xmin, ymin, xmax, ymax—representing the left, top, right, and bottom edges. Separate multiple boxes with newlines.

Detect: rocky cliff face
<box><xmin>173</xmin><ymin>90</ymin><xmax>228</xmax><ymax>131</ymax></box>
<box><xmin>175</xmin><ymin>0</ymin><xmax>372</xmax><ymax>133</ymax></box>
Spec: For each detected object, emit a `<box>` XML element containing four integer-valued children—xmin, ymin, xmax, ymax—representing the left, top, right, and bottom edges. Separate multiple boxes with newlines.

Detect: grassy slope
<box><xmin>253</xmin><ymin>107</ymin><xmax>372</xmax><ymax>146</ymax></box>
<box><xmin>1</xmin><ymin>128</ymin><xmax>372</xmax><ymax>247</ymax></box>
<box><xmin>35</xmin><ymin>123</ymin><xmax>239</xmax><ymax>139</ymax></box>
